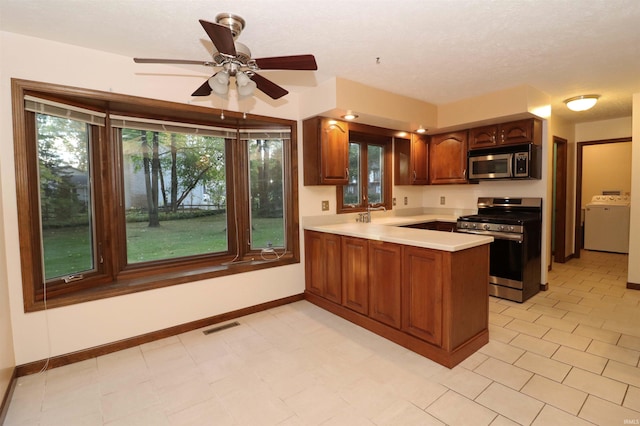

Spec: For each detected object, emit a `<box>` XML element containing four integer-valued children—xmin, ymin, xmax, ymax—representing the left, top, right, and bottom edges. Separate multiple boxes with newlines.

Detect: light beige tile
<box><xmin>474</xmin><ymin>357</ymin><xmax>532</xmax><ymax>390</ymax></box>
<box><xmin>488</xmin><ymin>324</ymin><xmax>518</xmax><ymax>344</ymax></box>
<box><xmin>555</xmin><ymin>301</ymin><xmax>593</xmax><ymax>315</ymax></box>
<box><xmin>475</xmin><ymin>382</ymin><xmax>544</xmax><ymax>425</ymax></box>
<box><xmin>551</xmin><ymin>346</ymin><xmax>607</xmax><ymax>374</ymax></box>
<box><xmin>526</xmin><ymin>303</ymin><xmax>566</xmax><ymax>318</ymax></box>
<box><xmin>623</xmin><ymin>386</ymin><xmax>640</xmax><ymax>412</ymax></box>
<box><xmin>489</xmin><ymin>415</ymin><xmax>520</xmax><ymax>426</ymax></box>
<box><xmin>514</xmin><ymin>352</ymin><xmax>571</xmax><ymax>382</ymax></box>
<box><xmin>579</xmin><ymin>395</ymin><xmax>640</xmax><ymax>425</ymax></box>
<box><xmin>534</xmin><ymin>314</ymin><xmax>578</xmax><ymax>333</ymax></box>
<box><xmin>543</xmin><ymin>328</ymin><xmax>591</xmax><ymax>351</ymax></box>
<box><xmin>374</xmin><ymin>399</ymin><xmax>445</xmax><ymax>426</ymax></box>
<box><xmin>426</xmin><ymin>390</ymin><xmax>496</xmax><ymax>426</ymax></box>
<box><xmin>478</xmin><ymin>340</ymin><xmax>526</xmax><ymax>364</ymax></box>
<box><xmin>573</xmin><ymin>323</ymin><xmax>621</xmax><ymax>344</ymax></box>
<box><xmin>546</xmin><ymin>292</ymin><xmax>582</xmax><ymax>303</ymax></box>
<box><xmin>563</xmin><ymin>311</ymin><xmax>605</xmax><ymax>328</ymax></box>
<box><xmin>433</xmin><ymin>366</ymin><xmax>492</xmax><ymax>399</ymax></box>
<box><xmin>489</xmin><ymin>312</ymin><xmax>514</xmax><ymax>327</ymax></box>
<box><xmin>501</xmin><ymin>307</ymin><xmax>541</xmax><ymax>322</ymax></box>
<box><xmin>619</xmin><ymin>334</ymin><xmax>640</xmax><ymax>351</ymax></box>
<box><xmin>510</xmin><ymin>334</ymin><xmax>559</xmax><ymax>357</ymax></box>
<box><xmin>532</xmin><ymin>404</ymin><xmax>594</xmax><ymax>426</ymax></box>
<box><xmin>521</xmin><ymin>374</ymin><xmax>587</xmax><ymax>415</ymax></box>
<box><xmin>563</xmin><ymin>368</ymin><xmax>627</xmax><ymax>404</ymax></box>
<box><xmin>587</xmin><ymin>340</ymin><xmax>640</xmax><ymax>366</ymax></box>
<box><xmin>603</xmin><ymin>360</ymin><xmax>640</xmax><ymax>388</ymax></box>
<box><xmin>505</xmin><ymin>318</ymin><xmax>550</xmax><ymax>338</ymax></box>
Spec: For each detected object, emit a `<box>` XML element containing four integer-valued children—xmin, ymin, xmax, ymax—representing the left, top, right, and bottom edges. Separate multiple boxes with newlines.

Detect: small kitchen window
<box><xmin>336</xmin><ymin>131</ymin><xmax>392</xmax><ymax>213</ymax></box>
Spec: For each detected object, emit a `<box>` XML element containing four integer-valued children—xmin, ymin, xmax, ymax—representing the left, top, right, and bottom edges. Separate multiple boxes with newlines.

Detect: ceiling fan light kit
<box><xmin>564</xmin><ymin>94</ymin><xmax>600</xmax><ymax>111</ymax></box>
<box><xmin>133</xmin><ymin>13</ymin><xmax>317</xmax><ymax>101</ymax></box>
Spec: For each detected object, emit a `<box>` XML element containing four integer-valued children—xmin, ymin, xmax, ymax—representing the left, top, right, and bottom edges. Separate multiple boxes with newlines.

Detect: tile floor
<box><xmin>5</xmin><ymin>250</ymin><xmax>640</xmax><ymax>425</ymax></box>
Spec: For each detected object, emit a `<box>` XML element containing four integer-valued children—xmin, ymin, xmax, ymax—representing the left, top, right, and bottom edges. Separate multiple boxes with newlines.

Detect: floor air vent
<box><xmin>202</xmin><ymin>321</ymin><xmax>240</xmax><ymax>335</ymax></box>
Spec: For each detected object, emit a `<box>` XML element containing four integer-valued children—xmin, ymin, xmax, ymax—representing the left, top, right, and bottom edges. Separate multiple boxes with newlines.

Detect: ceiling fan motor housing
<box><xmin>215</xmin><ymin>13</ymin><xmax>245</xmax><ymax>39</ymax></box>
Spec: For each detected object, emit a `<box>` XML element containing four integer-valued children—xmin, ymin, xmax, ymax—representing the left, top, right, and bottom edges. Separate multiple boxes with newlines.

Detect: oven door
<box><xmin>489</xmin><ymin>235</ymin><xmax>524</xmax><ymax>289</ymax></box>
<box><xmin>468</xmin><ymin>153</ymin><xmax>512</xmax><ymax>179</ymax></box>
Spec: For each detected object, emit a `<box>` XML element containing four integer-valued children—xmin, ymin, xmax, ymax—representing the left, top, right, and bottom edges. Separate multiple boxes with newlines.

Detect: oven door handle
<box><xmin>458</xmin><ymin>229</ymin><xmax>523</xmax><ymax>242</ymax></box>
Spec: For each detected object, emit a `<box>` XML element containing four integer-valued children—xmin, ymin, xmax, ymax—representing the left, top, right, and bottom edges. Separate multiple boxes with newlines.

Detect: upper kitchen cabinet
<box><xmin>394</xmin><ymin>133</ymin><xmax>429</xmax><ymax>185</ymax></box>
<box><xmin>303</xmin><ymin>117</ymin><xmax>349</xmax><ymax>185</ymax></box>
<box><xmin>468</xmin><ymin>118</ymin><xmax>542</xmax><ymax>150</ymax></box>
<box><xmin>429</xmin><ymin>131</ymin><xmax>468</xmax><ymax>184</ymax></box>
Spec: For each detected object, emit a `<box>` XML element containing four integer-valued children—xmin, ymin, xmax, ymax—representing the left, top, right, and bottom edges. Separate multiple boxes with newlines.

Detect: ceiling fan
<box><xmin>133</xmin><ymin>13</ymin><xmax>317</xmax><ymax>100</ymax></box>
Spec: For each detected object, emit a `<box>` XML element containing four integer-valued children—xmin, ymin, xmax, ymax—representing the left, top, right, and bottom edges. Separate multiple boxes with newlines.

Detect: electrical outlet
<box><xmin>392</xmin><ymin>197</ymin><xmax>397</xmax><ymax>206</ymax></box>
<box><xmin>404</xmin><ymin>196</ymin><xmax>408</xmax><ymax>205</ymax></box>
<box><xmin>321</xmin><ymin>200</ymin><xmax>329</xmax><ymax>211</ymax></box>
<box><xmin>440</xmin><ymin>196</ymin><xmax>446</xmax><ymax>205</ymax></box>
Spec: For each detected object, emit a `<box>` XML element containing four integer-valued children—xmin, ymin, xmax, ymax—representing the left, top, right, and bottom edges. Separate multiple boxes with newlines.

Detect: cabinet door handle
<box><xmin>413</xmin><ymin>170</ymin><xmax>417</xmax><ymax>181</ymax></box>
<box><xmin>345</xmin><ymin>168</ymin><xmax>349</xmax><ymax>179</ymax></box>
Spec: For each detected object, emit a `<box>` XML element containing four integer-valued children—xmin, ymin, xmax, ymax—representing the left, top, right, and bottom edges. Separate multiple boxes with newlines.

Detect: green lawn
<box><xmin>43</xmin><ymin>215</ymin><xmax>284</xmax><ymax>279</ymax></box>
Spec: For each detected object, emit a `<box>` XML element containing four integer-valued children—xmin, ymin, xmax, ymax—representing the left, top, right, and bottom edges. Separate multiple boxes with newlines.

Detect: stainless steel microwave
<box><xmin>468</xmin><ymin>144</ymin><xmax>541</xmax><ymax>180</ymax></box>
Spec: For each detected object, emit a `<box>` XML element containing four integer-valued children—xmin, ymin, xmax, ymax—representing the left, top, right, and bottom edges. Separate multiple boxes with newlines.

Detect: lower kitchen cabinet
<box><xmin>304</xmin><ymin>230</ymin><xmax>490</xmax><ymax>368</ymax></box>
<box><xmin>341</xmin><ymin>236</ymin><xmax>369</xmax><ymax>314</ymax></box>
<box><xmin>304</xmin><ymin>230</ymin><xmax>341</xmax><ymax>304</ymax></box>
<box><xmin>368</xmin><ymin>240</ymin><xmax>402</xmax><ymax>328</ymax></box>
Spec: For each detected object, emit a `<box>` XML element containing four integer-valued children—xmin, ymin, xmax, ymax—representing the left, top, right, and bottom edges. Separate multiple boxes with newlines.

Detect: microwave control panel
<box><xmin>513</xmin><ymin>152</ymin><xmax>529</xmax><ymax>176</ymax></box>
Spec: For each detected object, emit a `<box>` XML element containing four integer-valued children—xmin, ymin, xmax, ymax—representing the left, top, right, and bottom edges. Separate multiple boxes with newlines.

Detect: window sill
<box><xmin>27</xmin><ymin>254</ymin><xmax>299</xmax><ymax>312</ymax></box>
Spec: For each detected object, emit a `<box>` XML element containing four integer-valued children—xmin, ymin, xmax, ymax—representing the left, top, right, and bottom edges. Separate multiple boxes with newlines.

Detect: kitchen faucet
<box><xmin>357</xmin><ymin>204</ymin><xmax>386</xmax><ymax>223</ymax></box>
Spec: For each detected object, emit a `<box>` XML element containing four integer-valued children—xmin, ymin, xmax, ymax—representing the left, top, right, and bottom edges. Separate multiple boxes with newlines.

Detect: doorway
<box><xmin>553</xmin><ymin>137</ymin><xmax>568</xmax><ymax>263</ymax></box>
<box><xmin>574</xmin><ymin>137</ymin><xmax>633</xmax><ymax>258</ymax></box>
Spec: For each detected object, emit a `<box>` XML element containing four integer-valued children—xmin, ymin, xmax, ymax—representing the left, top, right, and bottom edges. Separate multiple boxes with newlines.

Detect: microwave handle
<box><xmin>507</xmin><ymin>153</ymin><xmax>514</xmax><ymax>177</ymax></box>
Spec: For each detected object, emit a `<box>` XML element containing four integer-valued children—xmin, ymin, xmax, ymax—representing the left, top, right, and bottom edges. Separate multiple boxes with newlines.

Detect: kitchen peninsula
<box><xmin>304</xmin><ymin>218</ymin><xmax>493</xmax><ymax>368</ymax></box>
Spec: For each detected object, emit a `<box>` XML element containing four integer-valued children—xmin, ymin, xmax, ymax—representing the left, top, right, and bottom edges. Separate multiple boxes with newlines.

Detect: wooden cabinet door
<box><xmin>468</xmin><ymin>125</ymin><xmax>498</xmax><ymax>150</ymax></box>
<box><xmin>411</xmin><ymin>134</ymin><xmax>429</xmax><ymax>184</ymax></box>
<box><xmin>402</xmin><ymin>246</ymin><xmax>443</xmax><ymax>346</ymax></box>
<box><xmin>341</xmin><ymin>236</ymin><xmax>368</xmax><ymax>314</ymax></box>
<box><xmin>499</xmin><ymin>119</ymin><xmax>534</xmax><ymax>145</ymax></box>
<box><xmin>320</xmin><ymin>118</ymin><xmax>349</xmax><ymax>184</ymax></box>
<box><xmin>303</xmin><ymin>117</ymin><xmax>349</xmax><ymax>185</ymax></box>
<box><xmin>368</xmin><ymin>241</ymin><xmax>402</xmax><ymax>328</ymax></box>
<box><xmin>304</xmin><ymin>230</ymin><xmax>325</xmax><ymax>296</ymax></box>
<box><xmin>323</xmin><ymin>233</ymin><xmax>342</xmax><ymax>304</ymax></box>
<box><xmin>429</xmin><ymin>131</ymin><xmax>468</xmax><ymax>184</ymax></box>
<box><xmin>304</xmin><ymin>230</ymin><xmax>341</xmax><ymax>303</ymax></box>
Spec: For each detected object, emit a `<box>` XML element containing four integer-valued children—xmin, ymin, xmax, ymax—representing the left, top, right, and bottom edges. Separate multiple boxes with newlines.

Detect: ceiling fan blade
<box><xmin>250</xmin><ymin>73</ymin><xmax>289</xmax><ymax>99</ymax></box>
<box><xmin>253</xmin><ymin>54</ymin><xmax>318</xmax><ymax>70</ymax></box>
<box><xmin>134</xmin><ymin>58</ymin><xmax>214</xmax><ymax>66</ymax></box>
<box><xmin>191</xmin><ymin>79</ymin><xmax>213</xmax><ymax>96</ymax></box>
<box><xmin>199</xmin><ymin>19</ymin><xmax>236</xmax><ymax>56</ymax></box>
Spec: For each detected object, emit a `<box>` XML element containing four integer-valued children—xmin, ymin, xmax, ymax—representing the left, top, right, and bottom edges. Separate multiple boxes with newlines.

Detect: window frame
<box><xmin>336</xmin><ymin>130</ymin><xmax>393</xmax><ymax>213</ymax></box>
<box><xmin>11</xmin><ymin>78</ymin><xmax>300</xmax><ymax>312</ymax></box>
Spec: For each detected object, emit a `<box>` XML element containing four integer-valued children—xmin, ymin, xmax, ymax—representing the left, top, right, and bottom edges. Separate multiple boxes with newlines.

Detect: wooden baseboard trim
<box><xmin>16</xmin><ymin>294</ymin><xmax>304</xmax><ymax>377</ymax></box>
<box><xmin>0</xmin><ymin>368</ymin><xmax>17</xmax><ymax>425</ymax></box>
<box><xmin>627</xmin><ymin>282</ymin><xmax>640</xmax><ymax>290</ymax></box>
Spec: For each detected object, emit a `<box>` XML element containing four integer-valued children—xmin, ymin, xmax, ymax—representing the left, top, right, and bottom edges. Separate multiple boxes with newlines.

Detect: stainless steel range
<box><xmin>457</xmin><ymin>197</ymin><xmax>542</xmax><ymax>303</ymax></box>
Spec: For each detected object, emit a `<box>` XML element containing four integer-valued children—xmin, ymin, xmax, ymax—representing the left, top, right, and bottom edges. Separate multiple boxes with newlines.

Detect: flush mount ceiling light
<box><xmin>341</xmin><ymin>111</ymin><xmax>358</xmax><ymax>120</ymax></box>
<box><xmin>564</xmin><ymin>94</ymin><xmax>600</xmax><ymax>112</ymax></box>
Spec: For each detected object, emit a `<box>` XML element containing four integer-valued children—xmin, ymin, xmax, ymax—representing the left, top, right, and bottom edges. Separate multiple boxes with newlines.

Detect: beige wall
<box><xmin>0</xmin><ymin>155</ymin><xmax>16</xmax><ymax>404</ymax></box>
<box><xmin>581</xmin><ymin>142</ymin><xmax>632</xmax><ymax>207</ymax></box>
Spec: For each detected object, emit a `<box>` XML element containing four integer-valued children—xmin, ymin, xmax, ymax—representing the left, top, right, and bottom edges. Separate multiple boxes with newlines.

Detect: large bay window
<box><xmin>12</xmin><ymin>79</ymin><xmax>299</xmax><ymax>311</ymax></box>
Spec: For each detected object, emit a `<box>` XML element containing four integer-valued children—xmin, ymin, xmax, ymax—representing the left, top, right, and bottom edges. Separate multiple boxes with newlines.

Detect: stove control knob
<box><xmin>509</xmin><ymin>226</ymin><xmax>515</xmax><ymax>232</ymax></box>
<box><xmin>471</xmin><ymin>223</ymin><xmax>477</xmax><ymax>229</ymax></box>
<box><xmin>482</xmin><ymin>224</ymin><xmax>490</xmax><ymax>230</ymax></box>
<box><xmin>498</xmin><ymin>225</ymin><xmax>505</xmax><ymax>231</ymax></box>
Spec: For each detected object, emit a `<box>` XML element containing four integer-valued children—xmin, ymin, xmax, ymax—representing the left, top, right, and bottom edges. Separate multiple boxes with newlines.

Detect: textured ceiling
<box><xmin>2</xmin><ymin>0</ymin><xmax>639</xmax><ymax>124</ymax></box>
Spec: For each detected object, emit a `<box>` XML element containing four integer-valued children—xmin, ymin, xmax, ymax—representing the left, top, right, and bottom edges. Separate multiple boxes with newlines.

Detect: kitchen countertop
<box><xmin>304</xmin><ymin>215</ymin><xmax>493</xmax><ymax>252</ymax></box>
